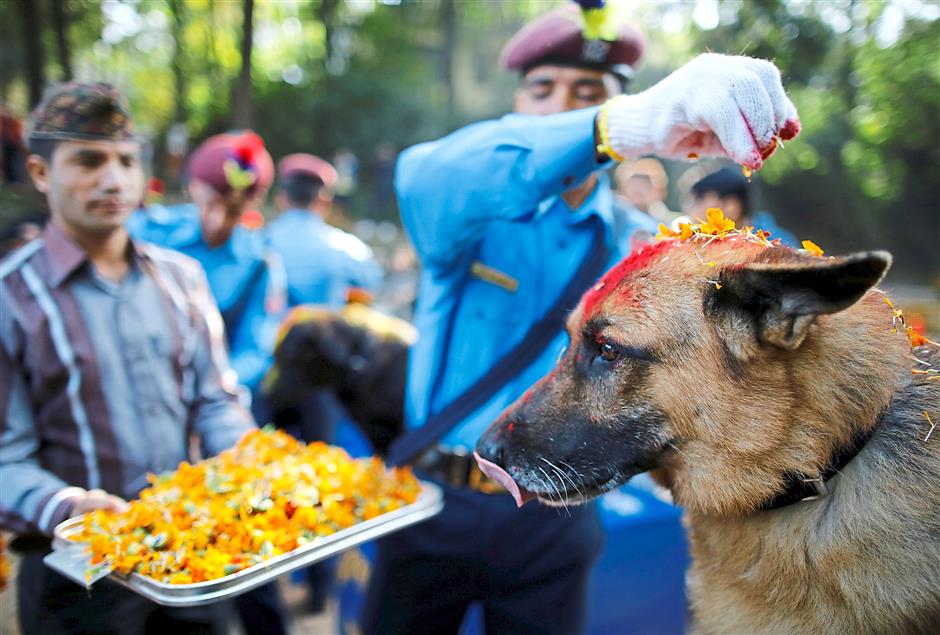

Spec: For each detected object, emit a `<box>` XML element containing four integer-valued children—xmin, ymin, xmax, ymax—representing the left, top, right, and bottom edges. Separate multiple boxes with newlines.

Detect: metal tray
<box><xmin>46</xmin><ymin>480</ymin><xmax>443</xmax><ymax>607</ymax></box>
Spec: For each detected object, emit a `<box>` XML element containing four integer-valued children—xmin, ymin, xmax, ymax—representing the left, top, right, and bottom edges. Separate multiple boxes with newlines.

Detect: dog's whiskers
<box><xmin>556</xmin><ymin>459</ymin><xmax>586</xmax><ymax>500</ymax></box>
<box><xmin>540</xmin><ymin>457</ymin><xmax>583</xmax><ymax>501</ymax></box>
<box><xmin>534</xmin><ymin>466</ymin><xmax>558</xmax><ymax>507</ymax></box>
<box><xmin>557</xmin><ymin>459</ymin><xmax>585</xmax><ymax>481</ymax></box>
<box><xmin>537</xmin><ymin>465</ymin><xmax>570</xmax><ymax>517</ymax></box>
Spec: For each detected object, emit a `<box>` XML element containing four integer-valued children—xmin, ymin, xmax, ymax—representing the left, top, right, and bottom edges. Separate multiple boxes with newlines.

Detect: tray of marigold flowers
<box><xmin>44</xmin><ymin>428</ymin><xmax>442</xmax><ymax>606</ymax></box>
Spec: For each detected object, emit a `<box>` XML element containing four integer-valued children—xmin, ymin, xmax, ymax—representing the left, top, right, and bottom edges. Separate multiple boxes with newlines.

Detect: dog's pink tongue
<box><xmin>473</xmin><ymin>452</ymin><xmax>535</xmax><ymax>508</ymax></box>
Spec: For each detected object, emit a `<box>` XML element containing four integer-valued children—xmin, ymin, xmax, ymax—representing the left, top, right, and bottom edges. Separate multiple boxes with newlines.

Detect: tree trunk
<box><xmin>205</xmin><ymin>0</ymin><xmax>225</xmax><ymax>107</ymax></box>
<box><xmin>50</xmin><ymin>0</ymin><xmax>72</xmax><ymax>81</ymax></box>
<box><xmin>439</xmin><ymin>0</ymin><xmax>456</xmax><ymax>114</ymax></box>
<box><xmin>19</xmin><ymin>0</ymin><xmax>46</xmax><ymax>107</ymax></box>
<box><xmin>317</xmin><ymin>0</ymin><xmax>340</xmax><ymax>71</ymax></box>
<box><xmin>168</xmin><ymin>0</ymin><xmax>188</xmax><ymax>122</ymax></box>
<box><xmin>231</xmin><ymin>0</ymin><xmax>254</xmax><ymax>129</ymax></box>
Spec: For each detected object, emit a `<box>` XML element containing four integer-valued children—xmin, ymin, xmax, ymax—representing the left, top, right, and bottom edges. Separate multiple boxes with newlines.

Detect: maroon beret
<box><xmin>500</xmin><ymin>5</ymin><xmax>644</xmax><ymax>80</ymax></box>
<box><xmin>277</xmin><ymin>153</ymin><xmax>338</xmax><ymax>188</ymax></box>
<box><xmin>188</xmin><ymin>131</ymin><xmax>274</xmax><ymax>196</ymax></box>
<box><xmin>28</xmin><ymin>82</ymin><xmax>139</xmax><ymax>145</ymax></box>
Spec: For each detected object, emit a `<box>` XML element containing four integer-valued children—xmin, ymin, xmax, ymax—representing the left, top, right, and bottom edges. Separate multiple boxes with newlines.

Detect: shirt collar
<box><xmin>282</xmin><ymin>208</ymin><xmax>324</xmax><ymax>225</ymax></box>
<box><xmin>176</xmin><ymin>204</ymin><xmax>240</xmax><ymax>257</ymax></box>
<box><xmin>538</xmin><ymin>172</ymin><xmax>616</xmax><ymax>245</ymax></box>
<box><xmin>41</xmin><ymin>221</ymin><xmax>88</xmax><ymax>288</ymax></box>
<box><xmin>42</xmin><ymin>221</ymin><xmax>146</xmax><ymax>288</ymax></box>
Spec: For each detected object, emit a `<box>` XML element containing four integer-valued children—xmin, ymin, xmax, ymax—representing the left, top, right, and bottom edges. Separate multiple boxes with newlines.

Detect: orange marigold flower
<box><xmin>69</xmin><ymin>429</ymin><xmax>421</xmax><ymax>584</ymax></box>
<box><xmin>907</xmin><ymin>327</ymin><xmax>928</xmax><ymax>347</ymax></box>
<box><xmin>0</xmin><ymin>534</ymin><xmax>9</xmax><ymax>592</ymax></box>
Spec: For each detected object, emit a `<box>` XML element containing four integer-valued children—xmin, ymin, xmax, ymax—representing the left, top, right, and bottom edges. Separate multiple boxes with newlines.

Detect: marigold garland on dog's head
<box><xmin>70</xmin><ymin>428</ymin><xmax>420</xmax><ymax>585</ymax></box>
<box><xmin>655</xmin><ymin>207</ymin><xmax>939</xmax><ymax>437</ymax></box>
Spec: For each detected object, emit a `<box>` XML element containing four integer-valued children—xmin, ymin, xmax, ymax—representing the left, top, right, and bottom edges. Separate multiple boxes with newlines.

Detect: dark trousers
<box><xmin>362</xmin><ymin>479</ymin><xmax>605</xmax><ymax>635</ymax></box>
<box><xmin>234</xmin><ymin>581</ymin><xmax>288</xmax><ymax>635</ymax></box>
<box><xmin>17</xmin><ymin>552</ymin><xmax>229</xmax><ymax>635</ymax></box>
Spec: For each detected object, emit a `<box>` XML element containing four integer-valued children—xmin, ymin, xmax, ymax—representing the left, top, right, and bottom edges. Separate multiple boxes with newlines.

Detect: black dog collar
<box><xmin>758</xmin><ymin>424</ymin><xmax>878</xmax><ymax>511</ymax></box>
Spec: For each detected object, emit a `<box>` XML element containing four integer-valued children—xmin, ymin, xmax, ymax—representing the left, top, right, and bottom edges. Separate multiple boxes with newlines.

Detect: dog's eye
<box><xmin>599</xmin><ymin>342</ymin><xmax>619</xmax><ymax>362</ymax></box>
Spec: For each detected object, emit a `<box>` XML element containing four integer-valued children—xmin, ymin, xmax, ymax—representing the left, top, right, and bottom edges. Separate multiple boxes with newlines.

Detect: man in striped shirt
<box><xmin>0</xmin><ymin>83</ymin><xmax>254</xmax><ymax>634</ymax></box>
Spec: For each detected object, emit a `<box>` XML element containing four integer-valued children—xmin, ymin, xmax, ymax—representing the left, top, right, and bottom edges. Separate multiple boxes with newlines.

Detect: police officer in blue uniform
<box><xmin>267</xmin><ymin>153</ymin><xmax>382</xmax><ymax>309</ymax></box>
<box><xmin>129</xmin><ymin>132</ymin><xmax>287</xmax><ymax>397</ymax></box>
<box><xmin>366</xmin><ymin>3</ymin><xmax>800</xmax><ymax>633</ymax></box>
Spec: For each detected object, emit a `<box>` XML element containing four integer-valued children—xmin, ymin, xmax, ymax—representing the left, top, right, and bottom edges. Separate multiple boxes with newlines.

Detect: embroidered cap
<box><xmin>27</xmin><ymin>82</ymin><xmax>140</xmax><ymax>146</ymax></box>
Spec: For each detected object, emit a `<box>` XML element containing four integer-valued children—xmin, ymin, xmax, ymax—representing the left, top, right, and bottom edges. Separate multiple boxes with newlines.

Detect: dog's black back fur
<box><xmin>266</xmin><ymin>313</ymin><xmax>407</xmax><ymax>455</ymax></box>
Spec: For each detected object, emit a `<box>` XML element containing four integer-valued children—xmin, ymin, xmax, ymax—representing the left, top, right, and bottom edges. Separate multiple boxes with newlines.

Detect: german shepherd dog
<box><xmin>475</xmin><ymin>233</ymin><xmax>940</xmax><ymax>633</ymax></box>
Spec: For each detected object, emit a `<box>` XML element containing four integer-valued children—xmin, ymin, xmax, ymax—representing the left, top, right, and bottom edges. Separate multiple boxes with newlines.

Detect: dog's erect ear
<box><xmin>709</xmin><ymin>251</ymin><xmax>892</xmax><ymax>352</ymax></box>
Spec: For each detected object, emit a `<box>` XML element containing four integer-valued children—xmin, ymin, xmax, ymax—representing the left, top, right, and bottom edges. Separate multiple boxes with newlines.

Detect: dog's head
<box><xmin>477</xmin><ymin>234</ymin><xmax>909</xmax><ymax>516</ymax></box>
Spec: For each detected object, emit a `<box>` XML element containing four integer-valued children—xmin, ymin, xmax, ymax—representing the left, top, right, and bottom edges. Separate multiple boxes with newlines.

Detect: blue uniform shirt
<box><xmin>265</xmin><ymin>210</ymin><xmax>382</xmax><ymax>308</ymax></box>
<box><xmin>128</xmin><ymin>204</ymin><xmax>286</xmax><ymax>392</ymax></box>
<box><xmin>397</xmin><ymin>106</ymin><xmax>657</xmax><ymax>449</ymax></box>
<box><xmin>751</xmin><ymin>210</ymin><xmax>799</xmax><ymax>248</ymax></box>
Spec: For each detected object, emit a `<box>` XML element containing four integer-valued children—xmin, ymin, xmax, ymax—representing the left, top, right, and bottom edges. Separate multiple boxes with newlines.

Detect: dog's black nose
<box><xmin>476</xmin><ymin>432</ymin><xmax>507</xmax><ymax>467</ymax></box>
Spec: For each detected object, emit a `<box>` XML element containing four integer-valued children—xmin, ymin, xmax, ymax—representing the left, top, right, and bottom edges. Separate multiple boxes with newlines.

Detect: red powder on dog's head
<box><xmin>582</xmin><ymin>240</ymin><xmax>676</xmax><ymax>321</ymax></box>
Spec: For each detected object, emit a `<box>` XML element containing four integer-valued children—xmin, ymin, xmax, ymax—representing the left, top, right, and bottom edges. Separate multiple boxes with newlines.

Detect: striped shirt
<box><xmin>0</xmin><ymin>222</ymin><xmax>254</xmax><ymax>536</ymax></box>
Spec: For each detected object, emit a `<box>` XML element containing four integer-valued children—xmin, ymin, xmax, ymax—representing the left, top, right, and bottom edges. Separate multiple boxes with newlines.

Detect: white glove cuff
<box><xmin>601</xmin><ymin>94</ymin><xmax>657</xmax><ymax>161</ymax></box>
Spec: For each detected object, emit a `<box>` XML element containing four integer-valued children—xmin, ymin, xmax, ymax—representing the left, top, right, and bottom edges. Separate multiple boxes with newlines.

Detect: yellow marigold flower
<box><xmin>801</xmin><ymin>239</ymin><xmax>824</xmax><ymax>257</ymax></box>
<box><xmin>700</xmin><ymin>208</ymin><xmax>736</xmax><ymax>236</ymax></box>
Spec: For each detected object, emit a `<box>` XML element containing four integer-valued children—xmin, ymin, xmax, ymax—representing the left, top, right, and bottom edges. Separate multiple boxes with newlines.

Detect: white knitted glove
<box><xmin>602</xmin><ymin>53</ymin><xmax>800</xmax><ymax>170</ymax></box>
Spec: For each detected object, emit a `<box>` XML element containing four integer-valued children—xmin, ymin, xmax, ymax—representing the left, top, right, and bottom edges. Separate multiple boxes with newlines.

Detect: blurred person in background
<box><xmin>366</xmin><ymin>0</ymin><xmax>797</xmax><ymax>631</ymax></box>
<box><xmin>689</xmin><ymin>166</ymin><xmax>799</xmax><ymax>247</ymax></box>
<box><xmin>615</xmin><ymin>157</ymin><xmax>675</xmax><ymax>224</ymax></box>
<box><xmin>1</xmin><ymin>106</ymin><xmax>26</xmax><ymax>183</ymax></box>
<box><xmin>368</xmin><ymin>142</ymin><xmax>399</xmax><ymax>223</ymax></box>
<box><xmin>332</xmin><ymin>147</ymin><xmax>360</xmax><ymax>212</ymax></box>
<box><xmin>128</xmin><ymin>132</ymin><xmax>287</xmax><ymax>399</ymax></box>
<box><xmin>0</xmin><ymin>82</ymin><xmax>253</xmax><ymax>635</ymax></box>
<box><xmin>267</xmin><ymin>153</ymin><xmax>382</xmax><ymax>309</ymax></box>
<box><xmin>0</xmin><ymin>212</ymin><xmax>46</xmax><ymax>259</ymax></box>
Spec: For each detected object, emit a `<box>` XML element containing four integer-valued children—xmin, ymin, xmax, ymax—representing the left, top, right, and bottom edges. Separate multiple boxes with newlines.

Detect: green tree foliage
<box><xmin>1</xmin><ymin>0</ymin><xmax>937</xmax><ymax>282</ymax></box>
<box><xmin>692</xmin><ymin>0</ymin><xmax>939</xmax><ymax>282</ymax></box>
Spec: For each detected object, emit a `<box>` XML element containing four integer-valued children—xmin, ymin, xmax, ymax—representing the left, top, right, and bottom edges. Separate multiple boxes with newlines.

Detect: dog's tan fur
<box><xmin>478</xmin><ymin>237</ymin><xmax>940</xmax><ymax>633</ymax></box>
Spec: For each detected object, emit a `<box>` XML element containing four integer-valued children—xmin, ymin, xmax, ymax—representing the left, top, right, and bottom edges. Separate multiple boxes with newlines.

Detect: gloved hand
<box><xmin>601</xmin><ymin>53</ymin><xmax>800</xmax><ymax>170</ymax></box>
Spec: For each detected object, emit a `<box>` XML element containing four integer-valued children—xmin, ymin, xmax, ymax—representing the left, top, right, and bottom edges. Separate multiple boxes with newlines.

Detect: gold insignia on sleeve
<box><xmin>470</xmin><ymin>261</ymin><xmax>519</xmax><ymax>293</ymax></box>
